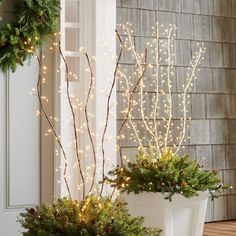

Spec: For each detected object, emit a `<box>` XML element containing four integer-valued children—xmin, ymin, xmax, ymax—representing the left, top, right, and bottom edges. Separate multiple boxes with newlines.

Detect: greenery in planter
<box><xmin>107</xmin><ymin>149</ymin><xmax>229</xmax><ymax>201</ymax></box>
<box><xmin>110</xmin><ymin>23</ymin><xmax>231</xmax><ymax>200</ymax></box>
<box><xmin>0</xmin><ymin>0</ymin><xmax>60</xmax><ymax>72</ymax></box>
<box><xmin>19</xmin><ymin>195</ymin><xmax>161</xmax><ymax>236</ymax></box>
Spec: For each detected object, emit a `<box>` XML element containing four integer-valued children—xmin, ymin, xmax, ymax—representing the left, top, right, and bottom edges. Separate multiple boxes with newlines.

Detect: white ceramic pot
<box><xmin>124</xmin><ymin>192</ymin><xmax>209</xmax><ymax>236</ymax></box>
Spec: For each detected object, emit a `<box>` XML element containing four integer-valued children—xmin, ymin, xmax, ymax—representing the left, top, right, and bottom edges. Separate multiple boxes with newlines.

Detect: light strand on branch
<box><xmin>99</xmin><ymin>30</ymin><xmax>123</xmax><ymax>196</ymax></box>
<box><xmin>164</xmin><ymin>26</ymin><xmax>175</xmax><ymax>150</ymax></box>
<box><xmin>38</xmin><ymin>34</ymin><xmax>121</xmax><ymax>198</ymax></box>
<box><xmin>59</xmin><ymin>43</ymin><xmax>86</xmax><ymax>199</ymax></box>
<box><xmin>117</xmin><ymin>46</ymin><xmax>148</xmax><ymax>167</ymax></box>
<box><xmin>175</xmin><ymin>44</ymin><xmax>205</xmax><ymax>154</ymax></box>
<box><xmin>84</xmin><ymin>53</ymin><xmax>97</xmax><ymax>195</ymax></box>
<box><xmin>117</xmin><ymin>23</ymin><xmax>205</xmax><ymax>160</ymax></box>
<box><xmin>36</xmin><ymin>52</ymin><xmax>72</xmax><ymax>199</ymax></box>
<box><xmin>152</xmin><ymin>23</ymin><xmax>161</xmax><ymax>156</ymax></box>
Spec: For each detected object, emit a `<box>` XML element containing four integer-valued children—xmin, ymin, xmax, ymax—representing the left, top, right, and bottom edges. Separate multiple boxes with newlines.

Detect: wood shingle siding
<box><xmin>116</xmin><ymin>0</ymin><xmax>236</xmax><ymax>222</ymax></box>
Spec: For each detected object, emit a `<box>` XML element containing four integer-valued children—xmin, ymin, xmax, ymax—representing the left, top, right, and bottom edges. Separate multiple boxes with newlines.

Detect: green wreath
<box><xmin>0</xmin><ymin>0</ymin><xmax>60</xmax><ymax>72</ymax></box>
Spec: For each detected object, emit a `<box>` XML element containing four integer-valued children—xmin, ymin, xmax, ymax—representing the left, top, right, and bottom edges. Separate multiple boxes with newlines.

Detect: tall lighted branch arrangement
<box><xmin>117</xmin><ymin>23</ymin><xmax>206</xmax><ymax>165</ymax></box>
<box><xmin>35</xmin><ymin>31</ymin><xmax>123</xmax><ymax>199</ymax></box>
<box><xmin>106</xmin><ymin>23</ymin><xmax>230</xmax><ymax>201</ymax></box>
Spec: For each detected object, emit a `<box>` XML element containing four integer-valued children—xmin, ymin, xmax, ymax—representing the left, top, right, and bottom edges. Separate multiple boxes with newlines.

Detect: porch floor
<box><xmin>203</xmin><ymin>221</ymin><xmax>236</xmax><ymax>236</ymax></box>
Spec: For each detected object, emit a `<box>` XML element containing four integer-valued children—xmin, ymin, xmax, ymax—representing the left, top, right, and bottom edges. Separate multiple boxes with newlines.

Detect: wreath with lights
<box><xmin>0</xmin><ymin>0</ymin><xmax>60</xmax><ymax>72</ymax></box>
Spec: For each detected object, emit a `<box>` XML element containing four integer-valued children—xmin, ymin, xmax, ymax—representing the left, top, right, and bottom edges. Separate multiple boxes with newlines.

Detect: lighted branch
<box><xmin>59</xmin><ymin>43</ymin><xmax>86</xmax><ymax>199</ymax></box>
<box><xmin>175</xmin><ymin>44</ymin><xmax>206</xmax><ymax>154</ymax></box>
<box><xmin>42</xmin><ymin>32</ymin><xmax>129</xmax><ymax>198</ymax></box>
<box><xmin>36</xmin><ymin>53</ymin><xmax>72</xmax><ymax>199</ymax></box>
<box><xmin>99</xmin><ymin>30</ymin><xmax>123</xmax><ymax>195</ymax></box>
<box><xmin>38</xmin><ymin>40</ymin><xmax>97</xmax><ymax>198</ymax></box>
<box><xmin>84</xmin><ymin>53</ymin><xmax>97</xmax><ymax>195</ymax></box>
<box><xmin>163</xmin><ymin>26</ymin><xmax>175</xmax><ymax>150</ymax></box>
<box><xmin>36</xmin><ymin>48</ymin><xmax>100</xmax><ymax>199</ymax></box>
<box><xmin>126</xmin><ymin>25</ymin><xmax>153</xmax><ymax>150</ymax></box>
<box><xmin>117</xmin><ymin>47</ymin><xmax>148</xmax><ymax>166</ymax></box>
<box><xmin>36</xmin><ymin>43</ymin><xmax>91</xmax><ymax>199</ymax></box>
<box><xmin>117</xmin><ymin>23</ymin><xmax>205</xmax><ymax>159</ymax></box>
<box><xmin>37</xmin><ymin>32</ymin><xmax>128</xmax><ymax>198</ymax></box>
<box><xmin>122</xmin><ymin>72</ymin><xmax>143</xmax><ymax>148</ymax></box>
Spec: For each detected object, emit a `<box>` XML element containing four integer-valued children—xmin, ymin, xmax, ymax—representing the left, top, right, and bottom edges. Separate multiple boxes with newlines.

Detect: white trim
<box><xmin>65</xmin><ymin>23</ymin><xmax>80</xmax><ymax>28</ymax></box>
<box><xmin>80</xmin><ymin>0</ymin><xmax>117</xmax><ymax>196</ymax></box>
<box><xmin>64</xmin><ymin>51</ymin><xmax>80</xmax><ymax>57</ymax></box>
<box><xmin>94</xmin><ymin>0</ymin><xmax>117</xmax><ymax>195</ymax></box>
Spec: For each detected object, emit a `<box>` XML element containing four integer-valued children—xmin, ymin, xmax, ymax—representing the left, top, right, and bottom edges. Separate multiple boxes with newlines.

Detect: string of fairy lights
<box><xmin>29</xmin><ymin>22</ymin><xmax>205</xmax><ymax>200</ymax></box>
<box><xmin>30</xmin><ymin>31</ymin><xmax>120</xmax><ymax>199</ymax></box>
<box><xmin>117</xmin><ymin>23</ymin><xmax>206</xmax><ymax>165</ymax></box>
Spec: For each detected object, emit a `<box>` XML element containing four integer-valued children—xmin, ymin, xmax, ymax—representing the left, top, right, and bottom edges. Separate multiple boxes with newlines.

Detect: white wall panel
<box><xmin>0</xmin><ymin>57</ymin><xmax>41</xmax><ymax>235</ymax></box>
<box><xmin>7</xmin><ymin>57</ymin><xmax>40</xmax><ymax>207</ymax></box>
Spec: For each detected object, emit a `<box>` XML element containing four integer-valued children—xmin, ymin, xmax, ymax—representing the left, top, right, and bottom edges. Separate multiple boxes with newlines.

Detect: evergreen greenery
<box><xmin>18</xmin><ymin>195</ymin><xmax>161</xmax><ymax>236</ymax></box>
<box><xmin>107</xmin><ymin>149</ymin><xmax>230</xmax><ymax>201</ymax></box>
<box><xmin>0</xmin><ymin>0</ymin><xmax>60</xmax><ymax>72</ymax></box>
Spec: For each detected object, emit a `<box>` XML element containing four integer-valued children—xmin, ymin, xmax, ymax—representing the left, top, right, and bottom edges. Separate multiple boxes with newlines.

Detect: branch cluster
<box><xmin>117</xmin><ymin>23</ymin><xmax>206</xmax><ymax>161</ymax></box>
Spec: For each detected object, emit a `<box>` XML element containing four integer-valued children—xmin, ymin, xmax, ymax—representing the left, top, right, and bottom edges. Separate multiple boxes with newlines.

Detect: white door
<box><xmin>0</xmin><ymin>58</ymin><xmax>41</xmax><ymax>236</ymax></box>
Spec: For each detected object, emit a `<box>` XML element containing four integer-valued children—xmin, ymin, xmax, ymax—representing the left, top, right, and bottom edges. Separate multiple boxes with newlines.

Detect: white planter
<box><xmin>124</xmin><ymin>192</ymin><xmax>209</xmax><ymax>236</ymax></box>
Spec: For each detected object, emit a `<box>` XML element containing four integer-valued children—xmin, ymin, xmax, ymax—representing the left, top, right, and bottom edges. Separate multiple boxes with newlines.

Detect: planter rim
<box><xmin>124</xmin><ymin>191</ymin><xmax>209</xmax><ymax>201</ymax></box>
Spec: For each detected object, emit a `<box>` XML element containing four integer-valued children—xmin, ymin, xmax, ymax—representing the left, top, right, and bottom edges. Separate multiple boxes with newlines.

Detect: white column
<box><xmin>95</xmin><ymin>0</ymin><xmax>117</xmax><ymax>195</ymax></box>
<box><xmin>80</xmin><ymin>0</ymin><xmax>117</xmax><ymax>196</ymax></box>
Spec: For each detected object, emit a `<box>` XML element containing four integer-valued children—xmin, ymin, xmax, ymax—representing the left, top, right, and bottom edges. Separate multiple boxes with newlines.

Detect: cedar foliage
<box><xmin>107</xmin><ymin>149</ymin><xmax>229</xmax><ymax>201</ymax></box>
<box><xmin>19</xmin><ymin>195</ymin><xmax>161</xmax><ymax>236</ymax></box>
<box><xmin>0</xmin><ymin>0</ymin><xmax>60</xmax><ymax>72</ymax></box>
